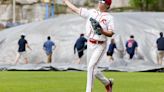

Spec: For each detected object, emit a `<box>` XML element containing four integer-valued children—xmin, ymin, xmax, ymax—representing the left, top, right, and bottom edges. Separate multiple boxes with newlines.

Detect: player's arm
<box><xmin>43</xmin><ymin>43</ymin><xmax>46</xmax><ymax>50</ymax></box>
<box><xmin>52</xmin><ymin>43</ymin><xmax>56</xmax><ymax>50</ymax></box>
<box><xmin>26</xmin><ymin>44</ymin><xmax>32</xmax><ymax>51</ymax></box>
<box><xmin>25</xmin><ymin>40</ymin><xmax>32</xmax><ymax>50</ymax></box>
<box><xmin>101</xmin><ymin>29</ymin><xmax>114</xmax><ymax>37</ymax></box>
<box><xmin>74</xmin><ymin>42</ymin><xmax>77</xmax><ymax>54</ymax></box>
<box><xmin>135</xmin><ymin>41</ymin><xmax>138</xmax><ymax>53</ymax></box>
<box><xmin>101</xmin><ymin>16</ymin><xmax>115</xmax><ymax>37</ymax></box>
<box><xmin>63</xmin><ymin>0</ymin><xmax>80</xmax><ymax>14</ymax></box>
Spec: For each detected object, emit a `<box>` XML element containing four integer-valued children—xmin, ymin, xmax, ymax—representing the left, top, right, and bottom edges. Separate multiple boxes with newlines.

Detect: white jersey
<box><xmin>79</xmin><ymin>8</ymin><xmax>114</xmax><ymax>41</ymax></box>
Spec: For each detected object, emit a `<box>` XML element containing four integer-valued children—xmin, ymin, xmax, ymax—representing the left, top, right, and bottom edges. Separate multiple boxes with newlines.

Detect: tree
<box><xmin>84</xmin><ymin>0</ymin><xmax>95</xmax><ymax>7</ymax></box>
<box><xmin>158</xmin><ymin>0</ymin><xmax>164</xmax><ymax>11</ymax></box>
<box><xmin>129</xmin><ymin>0</ymin><xmax>162</xmax><ymax>11</ymax></box>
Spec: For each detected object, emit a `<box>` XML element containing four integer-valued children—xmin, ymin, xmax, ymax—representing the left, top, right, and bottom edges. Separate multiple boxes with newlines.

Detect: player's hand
<box><xmin>63</xmin><ymin>0</ymin><xmax>69</xmax><ymax>4</ymax></box>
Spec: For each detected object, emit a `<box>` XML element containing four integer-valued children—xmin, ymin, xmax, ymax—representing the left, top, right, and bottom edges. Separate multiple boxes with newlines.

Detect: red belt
<box><xmin>89</xmin><ymin>39</ymin><xmax>104</xmax><ymax>44</ymax></box>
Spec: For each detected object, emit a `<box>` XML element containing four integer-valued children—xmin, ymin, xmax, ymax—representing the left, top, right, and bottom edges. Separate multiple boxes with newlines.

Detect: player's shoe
<box><xmin>105</xmin><ymin>78</ymin><xmax>114</xmax><ymax>92</ymax></box>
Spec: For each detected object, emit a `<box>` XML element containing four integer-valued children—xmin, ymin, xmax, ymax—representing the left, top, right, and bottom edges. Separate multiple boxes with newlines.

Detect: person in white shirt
<box><xmin>63</xmin><ymin>0</ymin><xmax>115</xmax><ymax>92</ymax></box>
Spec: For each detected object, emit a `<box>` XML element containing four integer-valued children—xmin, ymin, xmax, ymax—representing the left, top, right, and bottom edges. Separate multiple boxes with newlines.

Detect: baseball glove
<box><xmin>90</xmin><ymin>17</ymin><xmax>102</xmax><ymax>35</ymax></box>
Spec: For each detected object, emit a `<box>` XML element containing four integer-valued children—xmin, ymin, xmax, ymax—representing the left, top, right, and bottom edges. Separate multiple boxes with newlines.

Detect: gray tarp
<box><xmin>16</xmin><ymin>0</ymin><xmax>39</xmax><ymax>4</ymax></box>
<box><xmin>0</xmin><ymin>12</ymin><xmax>164</xmax><ymax>71</ymax></box>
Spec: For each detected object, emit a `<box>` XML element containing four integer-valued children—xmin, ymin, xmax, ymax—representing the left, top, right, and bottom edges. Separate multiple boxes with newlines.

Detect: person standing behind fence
<box><xmin>156</xmin><ymin>32</ymin><xmax>164</xmax><ymax>65</ymax></box>
<box><xmin>15</xmin><ymin>34</ymin><xmax>32</xmax><ymax>65</ymax></box>
<box><xmin>43</xmin><ymin>36</ymin><xmax>56</xmax><ymax>63</ymax></box>
<box><xmin>126</xmin><ymin>35</ymin><xmax>138</xmax><ymax>59</ymax></box>
<box><xmin>74</xmin><ymin>33</ymin><xmax>87</xmax><ymax>64</ymax></box>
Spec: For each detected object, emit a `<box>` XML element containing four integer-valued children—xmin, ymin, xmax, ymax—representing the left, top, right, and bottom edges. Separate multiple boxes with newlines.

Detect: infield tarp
<box><xmin>0</xmin><ymin>12</ymin><xmax>164</xmax><ymax>71</ymax></box>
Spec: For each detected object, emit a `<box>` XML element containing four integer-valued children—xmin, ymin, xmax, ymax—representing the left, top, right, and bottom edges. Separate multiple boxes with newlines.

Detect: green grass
<box><xmin>0</xmin><ymin>71</ymin><xmax>164</xmax><ymax>92</ymax></box>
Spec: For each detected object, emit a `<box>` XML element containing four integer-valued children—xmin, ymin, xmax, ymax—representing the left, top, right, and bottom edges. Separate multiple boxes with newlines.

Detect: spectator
<box><xmin>14</xmin><ymin>34</ymin><xmax>32</xmax><ymax>64</ymax></box>
<box><xmin>5</xmin><ymin>20</ymin><xmax>13</xmax><ymax>28</ymax></box>
<box><xmin>156</xmin><ymin>32</ymin><xmax>164</xmax><ymax>65</ymax></box>
<box><xmin>126</xmin><ymin>35</ymin><xmax>138</xmax><ymax>59</ymax></box>
<box><xmin>43</xmin><ymin>36</ymin><xmax>56</xmax><ymax>63</ymax></box>
<box><xmin>74</xmin><ymin>33</ymin><xmax>87</xmax><ymax>64</ymax></box>
<box><xmin>107</xmin><ymin>38</ymin><xmax>118</xmax><ymax>61</ymax></box>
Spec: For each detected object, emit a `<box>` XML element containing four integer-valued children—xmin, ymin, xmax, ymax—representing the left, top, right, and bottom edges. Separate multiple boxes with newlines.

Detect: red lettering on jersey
<box><xmin>101</xmin><ymin>19</ymin><xmax>107</xmax><ymax>24</ymax></box>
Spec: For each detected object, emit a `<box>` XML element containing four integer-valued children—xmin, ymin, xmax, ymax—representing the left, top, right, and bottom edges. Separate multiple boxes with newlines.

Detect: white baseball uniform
<box><xmin>79</xmin><ymin>8</ymin><xmax>114</xmax><ymax>92</ymax></box>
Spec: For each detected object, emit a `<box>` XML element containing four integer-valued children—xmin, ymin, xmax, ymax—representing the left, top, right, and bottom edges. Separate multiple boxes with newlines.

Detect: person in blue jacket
<box><xmin>107</xmin><ymin>39</ymin><xmax>117</xmax><ymax>61</ymax></box>
<box><xmin>74</xmin><ymin>33</ymin><xmax>87</xmax><ymax>64</ymax></box>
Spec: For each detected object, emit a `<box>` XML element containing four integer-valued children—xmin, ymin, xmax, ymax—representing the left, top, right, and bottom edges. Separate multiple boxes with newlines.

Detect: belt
<box><xmin>89</xmin><ymin>39</ymin><xmax>104</xmax><ymax>44</ymax></box>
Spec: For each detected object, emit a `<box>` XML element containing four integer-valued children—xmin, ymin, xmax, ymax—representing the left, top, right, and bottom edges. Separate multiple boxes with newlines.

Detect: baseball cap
<box><xmin>99</xmin><ymin>0</ymin><xmax>112</xmax><ymax>6</ymax></box>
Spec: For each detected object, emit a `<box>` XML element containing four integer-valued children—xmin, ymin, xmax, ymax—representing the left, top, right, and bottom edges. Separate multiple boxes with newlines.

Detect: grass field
<box><xmin>0</xmin><ymin>71</ymin><xmax>164</xmax><ymax>92</ymax></box>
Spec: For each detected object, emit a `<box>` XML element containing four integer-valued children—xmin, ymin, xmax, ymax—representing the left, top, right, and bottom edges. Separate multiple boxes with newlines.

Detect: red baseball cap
<box><xmin>99</xmin><ymin>0</ymin><xmax>112</xmax><ymax>6</ymax></box>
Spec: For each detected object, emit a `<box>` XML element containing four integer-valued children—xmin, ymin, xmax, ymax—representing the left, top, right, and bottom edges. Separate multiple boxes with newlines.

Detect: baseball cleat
<box><xmin>105</xmin><ymin>78</ymin><xmax>114</xmax><ymax>92</ymax></box>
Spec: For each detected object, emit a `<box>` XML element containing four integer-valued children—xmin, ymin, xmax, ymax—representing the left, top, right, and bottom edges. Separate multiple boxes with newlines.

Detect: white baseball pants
<box><xmin>86</xmin><ymin>41</ymin><xmax>109</xmax><ymax>92</ymax></box>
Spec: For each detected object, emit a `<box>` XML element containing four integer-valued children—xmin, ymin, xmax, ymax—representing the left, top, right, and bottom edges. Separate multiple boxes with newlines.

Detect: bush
<box><xmin>55</xmin><ymin>4</ymin><xmax>67</xmax><ymax>14</ymax></box>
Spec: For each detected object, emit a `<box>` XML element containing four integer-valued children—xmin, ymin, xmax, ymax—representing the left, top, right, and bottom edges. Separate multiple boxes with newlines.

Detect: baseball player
<box><xmin>63</xmin><ymin>0</ymin><xmax>114</xmax><ymax>92</ymax></box>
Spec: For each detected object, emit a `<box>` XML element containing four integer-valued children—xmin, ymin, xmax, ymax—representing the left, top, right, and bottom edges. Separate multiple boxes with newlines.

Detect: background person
<box><xmin>125</xmin><ymin>35</ymin><xmax>138</xmax><ymax>59</ymax></box>
<box><xmin>156</xmin><ymin>32</ymin><xmax>164</xmax><ymax>65</ymax></box>
<box><xmin>43</xmin><ymin>36</ymin><xmax>56</xmax><ymax>63</ymax></box>
<box><xmin>14</xmin><ymin>34</ymin><xmax>32</xmax><ymax>64</ymax></box>
<box><xmin>107</xmin><ymin>38</ymin><xmax>117</xmax><ymax>61</ymax></box>
<box><xmin>74</xmin><ymin>33</ymin><xmax>87</xmax><ymax>64</ymax></box>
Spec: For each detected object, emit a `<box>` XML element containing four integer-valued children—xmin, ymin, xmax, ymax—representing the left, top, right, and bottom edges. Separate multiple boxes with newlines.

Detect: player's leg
<box><xmin>94</xmin><ymin>70</ymin><xmax>110</xmax><ymax>85</ymax></box>
<box><xmin>14</xmin><ymin>52</ymin><xmax>21</xmax><ymax>64</ymax></box>
<box><xmin>109</xmin><ymin>53</ymin><xmax>114</xmax><ymax>61</ymax></box>
<box><xmin>105</xmin><ymin>79</ymin><xmax>113</xmax><ymax>92</ymax></box>
<box><xmin>47</xmin><ymin>54</ymin><xmax>52</xmax><ymax>63</ymax></box>
<box><xmin>161</xmin><ymin>51</ymin><xmax>164</xmax><ymax>65</ymax></box>
<box><xmin>86</xmin><ymin>43</ymin><xmax>106</xmax><ymax>92</ymax></box>
<box><xmin>157</xmin><ymin>51</ymin><xmax>163</xmax><ymax>65</ymax></box>
<box><xmin>129</xmin><ymin>53</ymin><xmax>134</xmax><ymax>59</ymax></box>
<box><xmin>157</xmin><ymin>52</ymin><xmax>160</xmax><ymax>65</ymax></box>
<box><xmin>107</xmin><ymin>52</ymin><xmax>113</xmax><ymax>61</ymax></box>
<box><xmin>49</xmin><ymin>54</ymin><xmax>52</xmax><ymax>63</ymax></box>
<box><xmin>77</xmin><ymin>51</ymin><xmax>83</xmax><ymax>64</ymax></box>
<box><xmin>95</xmin><ymin>70</ymin><xmax>113</xmax><ymax>92</ymax></box>
<box><xmin>22</xmin><ymin>52</ymin><xmax>29</xmax><ymax>64</ymax></box>
<box><xmin>86</xmin><ymin>42</ymin><xmax>98</xmax><ymax>92</ymax></box>
<box><xmin>24</xmin><ymin>57</ymin><xmax>28</xmax><ymax>64</ymax></box>
<box><xmin>94</xmin><ymin>45</ymin><xmax>113</xmax><ymax>92</ymax></box>
<box><xmin>159</xmin><ymin>51</ymin><xmax>164</xmax><ymax>65</ymax></box>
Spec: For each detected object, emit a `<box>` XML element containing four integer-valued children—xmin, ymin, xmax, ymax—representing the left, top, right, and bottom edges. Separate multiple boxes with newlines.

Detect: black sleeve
<box><xmin>156</xmin><ymin>39</ymin><xmax>159</xmax><ymax>44</ymax></box>
<box><xmin>18</xmin><ymin>40</ymin><xmax>20</xmax><ymax>45</ymax></box>
<box><xmin>74</xmin><ymin>42</ymin><xmax>77</xmax><ymax>54</ymax></box>
<box><xmin>135</xmin><ymin>41</ymin><xmax>138</xmax><ymax>47</ymax></box>
<box><xmin>84</xmin><ymin>38</ymin><xmax>87</xmax><ymax>42</ymax></box>
<box><xmin>114</xmin><ymin>44</ymin><xmax>117</xmax><ymax>49</ymax></box>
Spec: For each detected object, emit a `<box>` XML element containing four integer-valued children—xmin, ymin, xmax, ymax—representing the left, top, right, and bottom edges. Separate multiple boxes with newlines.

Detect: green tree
<box><xmin>129</xmin><ymin>0</ymin><xmax>159</xmax><ymax>11</ymax></box>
